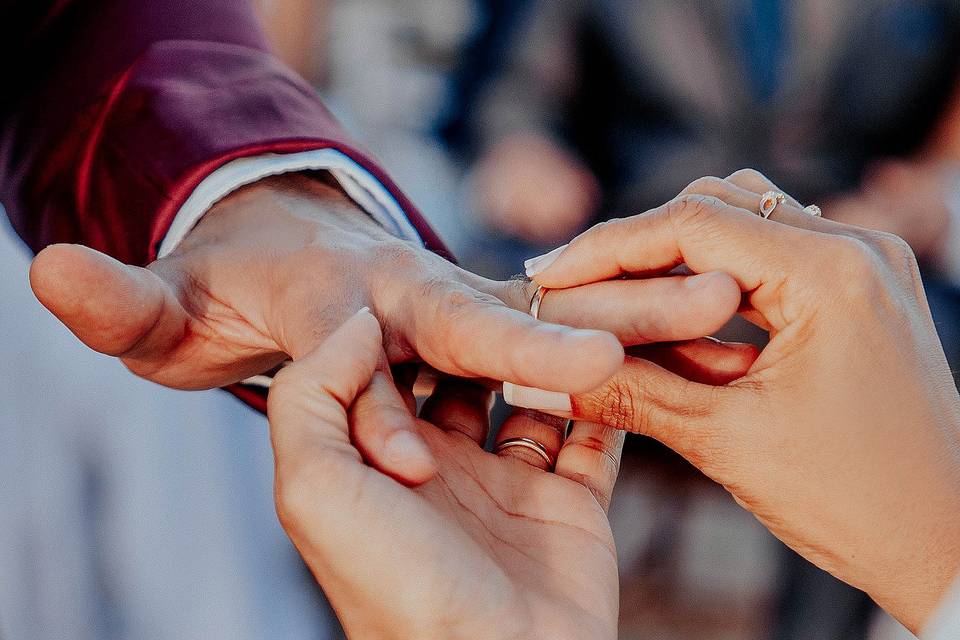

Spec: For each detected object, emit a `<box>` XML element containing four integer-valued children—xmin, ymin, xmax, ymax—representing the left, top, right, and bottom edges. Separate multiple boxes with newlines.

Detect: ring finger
<box><xmin>494</xmin><ymin>410</ymin><xmax>568</xmax><ymax>471</ymax></box>
<box><xmin>681</xmin><ymin>175</ymin><xmax>824</xmax><ymax>232</ymax></box>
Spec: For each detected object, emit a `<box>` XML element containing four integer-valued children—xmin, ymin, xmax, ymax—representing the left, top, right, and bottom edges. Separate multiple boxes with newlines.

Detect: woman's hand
<box><xmin>525</xmin><ymin>170</ymin><xmax>960</xmax><ymax>633</ymax></box>
<box><xmin>267</xmin><ymin>309</ymin><xmax>621</xmax><ymax>640</ymax></box>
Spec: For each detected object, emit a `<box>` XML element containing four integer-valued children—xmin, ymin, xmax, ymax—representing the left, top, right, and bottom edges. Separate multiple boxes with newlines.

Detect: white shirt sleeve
<box><xmin>156</xmin><ymin>149</ymin><xmax>424</xmax><ymax>259</ymax></box>
<box><xmin>923</xmin><ymin>576</ymin><xmax>960</xmax><ymax>640</ymax></box>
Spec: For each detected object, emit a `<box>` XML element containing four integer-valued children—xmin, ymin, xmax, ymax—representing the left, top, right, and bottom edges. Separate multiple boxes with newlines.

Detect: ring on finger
<box><xmin>495</xmin><ymin>437</ymin><xmax>555</xmax><ymax>467</ymax></box>
<box><xmin>803</xmin><ymin>204</ymin><xmax>822</xmax><ymax>217</ymax></box>
<box><xmin>529</xmin><ymin>285</ymin><xmax>549</xmax><ymax>319</ymax></box>
<box><xmin>758</xmin><ymin>191</ymin><xmax>786</xmax><ymax>218</ymax></box>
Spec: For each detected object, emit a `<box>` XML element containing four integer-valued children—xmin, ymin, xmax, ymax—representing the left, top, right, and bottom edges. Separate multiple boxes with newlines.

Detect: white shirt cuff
<box><xmin>156</xmin><ymin>149</ymin><xmax>424</xmax><ymax>259</ymax></box>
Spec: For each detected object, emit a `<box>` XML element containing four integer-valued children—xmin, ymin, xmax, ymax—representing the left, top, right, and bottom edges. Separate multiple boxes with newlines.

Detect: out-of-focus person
<box><xmin>460</xmin><ymin>0</ymin><xmax>960</xmax><ymax>261</ymax></box>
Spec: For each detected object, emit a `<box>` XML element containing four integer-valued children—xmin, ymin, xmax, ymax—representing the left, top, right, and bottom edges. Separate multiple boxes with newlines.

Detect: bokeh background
<box><xmin>3</xmin><ymin>1</ymin><xmax>960</xmax><ymax>638</ymax></box>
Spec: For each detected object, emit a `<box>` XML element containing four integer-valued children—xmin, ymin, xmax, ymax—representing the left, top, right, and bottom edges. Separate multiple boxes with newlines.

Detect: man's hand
<box><xmin>29</xmin><ymin>172</ymin><xmax>742</xmax><ymax>482</ymax></box>
<box><xmin>268</xmin><ymin>309</ymin><xmax>621</xmax><ymax>640</ymax></box>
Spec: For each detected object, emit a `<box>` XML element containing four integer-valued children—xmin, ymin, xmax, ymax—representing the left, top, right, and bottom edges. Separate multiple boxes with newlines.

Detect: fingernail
<box><xmin>524</xmin><ymin>244</ymin><xmax>568</xmax><ymax>278</ymax></box>
<box><xmin>684</xmin><ymin>271</ymin><xmax>724</xmax><ymax>289</ymax></box>
<box><xmin>358</xmin><ymin>306</ymin><xmax>372</xmax><ymax>315</ymax></box>
<box><xmin>502</xmin><ymin>382</ymin><xmax>572</xmax><ymax>412</ymax></box>
<box><xmin>384</xmin><ymin>430</ymin><xmax>432</xmax><ymax>466</ymax></box>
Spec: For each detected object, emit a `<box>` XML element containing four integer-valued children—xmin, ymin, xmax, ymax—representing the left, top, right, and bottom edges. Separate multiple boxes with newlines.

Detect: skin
<box><xmin>530</xmin><ymin>170</ymin><xmax>960</xmax><ymax>633</ymax></box>
<box><xmin>473</xmin><ymin>133</ymin><xmax>601</xmax><ymax>244</ymax></box>
<box><xmin>28</xmin><ymin>172</ymin><xmax>748</xmax><ymax>484</ymax></box>
<box><xmin>267</xmin><ymin>310</ymin><xmax>621</xmax><ymax>640</ymax></box>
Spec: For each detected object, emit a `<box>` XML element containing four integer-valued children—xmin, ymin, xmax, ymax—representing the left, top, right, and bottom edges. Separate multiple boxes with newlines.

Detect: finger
<box><xmin>722</xmin><ymin>170</ymin><xmax>854</xmax><ymax>235</ymax></box>
<box><xmin>494</xmin><ymin>272</ymin><xmax>742</xmax><ymax>346</ymax></box>
<box><xmin>722</xmin><ymin>170</ymin><xmax>803</xmax><ymax>208</ymax></box>
<box><xmin>633</xmin><ymin>338</ymin><xmax>759</xmax><ymax>384</ymax></box>
<box><xmin>412</xmin><ymin>282</ymin><xmax>624</xmax><ymax>394</ymax></box>
<box><xmin>501</xmin><ymin>337</ymin><xmax>757</xmax><ymax>413</ymax></box>
<box><xmin>528</xmin><ymin>197</ymin><xmax>817</xmax><ymax>330</ymax></box>
<box><xmin>30</xmin><ymin>244</ymin><xmax>190</xmax><ymax>359</ymax></box>
<box><xmin>30</xmin><ymin>244</ymin><xmax>283</xmax><ymax>389</ymax></box>
<box><xmin>494</xmin><ymin>410</ymin><xmax>568</xmax><ymax>471</ymax></box>
<box><xmin>419</xmin><ymin>378</ymin><xmax>494</xmax><ymax>445</ymax></box>
<box><xmin>268</xmin><ymin>309</ymin><xmax>385</xmax><ymax>465</ymax></box>
<box><xmin>682</xmin><ymin>175</ymin><xmax>818</xmax><ymax>232</ymax></box>
<box><xmin>351</xmin><ymin>366</ymin><xmax>438</xmax><ymax>486</ymax></box>
<box><xmin>569</xmin><ymin>356</ymin><xmax>739</xmax><ymax>470</ymax></box>
<box><xmin>555</xmin><ymin>422</ymin><xmax>625</xmax><ymax>513</ymax></box>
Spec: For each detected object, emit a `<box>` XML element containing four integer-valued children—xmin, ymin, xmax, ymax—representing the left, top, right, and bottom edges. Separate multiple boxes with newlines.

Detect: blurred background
<box><xmin>3</xmin><ymin>0</ymin><xmax>960</xmax><ymax>638</ymax></box>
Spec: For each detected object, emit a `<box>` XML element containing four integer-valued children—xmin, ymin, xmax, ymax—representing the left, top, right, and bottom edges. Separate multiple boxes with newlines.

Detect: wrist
<box><xmin>861</xmin><ymin>461</ymin><xmax>960</xmax><ymax>632</ymax></box>
<box><xmin>196</xmin><ymin>172</ymin><xmax>395</xmax><ymax>244</ymax></box>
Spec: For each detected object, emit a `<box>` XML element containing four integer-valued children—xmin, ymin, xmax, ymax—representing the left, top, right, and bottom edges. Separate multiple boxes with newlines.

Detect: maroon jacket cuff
<box><xmin>5</xmin><ymin>40</ymin><xmax>448</xmax><ymax>266</ymax></box>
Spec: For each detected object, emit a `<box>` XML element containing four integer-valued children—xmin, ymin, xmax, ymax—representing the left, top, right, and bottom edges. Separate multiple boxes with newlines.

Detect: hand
<box><xmin>29</xmin><ymin>173</ymin><xmax>744</xmax><ymax>483</ymax></box>
<box><xmin>267</xmin><ymin>309</ymin><xmax>620</xmax><ymax>640</ymax></box>
<box><xmin>473</xmin><ymin>133</ymin><xmax>601</xmax><ymax>244</ymax></box>
<box><xmin>525</xmin><ymin>170</ymin><xmax>960</xmax><ymax>632</ymax></box>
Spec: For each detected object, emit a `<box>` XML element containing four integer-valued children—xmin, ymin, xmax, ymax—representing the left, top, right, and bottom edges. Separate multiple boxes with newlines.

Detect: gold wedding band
<box><xmin>758</xmin><ymin>191</ymin><xmax>786</xmax><ymax>218</ymax></box>
<box><xmin>495</xmin><ymin>437</ymin><xmax>555</xmax><ymax>467</ymax></box>
<box><xmin>529</xmin><ymin>285</ymin><xmax>549</xmax><ymax>320</ymax></box>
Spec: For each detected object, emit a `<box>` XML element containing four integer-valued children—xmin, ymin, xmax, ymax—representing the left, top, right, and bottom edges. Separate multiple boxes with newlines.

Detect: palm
<box><xmin>294</xmin><ymin>423</ymin><xmax>618</xmax><ymax>640</ymax></box>
<box><xmin>415</xmin><ymin>425</ymin><xmax>619</xmax><ymax>639</ymax></box>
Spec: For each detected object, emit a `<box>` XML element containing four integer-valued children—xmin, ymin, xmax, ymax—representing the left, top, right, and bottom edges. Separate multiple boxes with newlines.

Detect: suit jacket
<box><xmin>0</xmin><ymin>0</ymin><xmax>447</xmax><ymax>410</ymax></box>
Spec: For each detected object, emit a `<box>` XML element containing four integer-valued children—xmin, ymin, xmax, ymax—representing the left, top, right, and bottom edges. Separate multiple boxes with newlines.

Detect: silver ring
<box><xmin>758</xmin><ymin>191</ymin><xmax>786</xmax><ymax>219</ymax></box>
<box><xmin>803</xmin><ymin>204</ymin><xmax>822</xmax><ymax>217</ymax></box>
<box><xmin>529</xmin><ymin>285</ymin><xmax>548</xmax><ymax>319</ymax></box>
<box><xmin>495</xmin><ymin>437</ymin><xmax>555</xmax><ymax>467</ymax></box>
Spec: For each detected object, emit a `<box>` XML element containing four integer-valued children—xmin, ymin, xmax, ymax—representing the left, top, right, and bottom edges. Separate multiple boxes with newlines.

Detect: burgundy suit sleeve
<box><xmin>0</xmin><ymin>0</ymin><xmax>449</xmax><ymax>266</ymax></box>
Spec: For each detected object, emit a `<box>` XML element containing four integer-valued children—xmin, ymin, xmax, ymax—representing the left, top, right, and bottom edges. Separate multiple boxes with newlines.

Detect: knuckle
<box><xmin>726</xmin><ymin>167</ymin><xmax>766</xmax><ymax>184</ymax></box>
<box><xmin>682</xmin><ymin>176</ymin><xmax>725</xmax><ymax>198</ymax></box>
<box><xmin>501</xmin><ymin>276</ymin><xmax>538</xmax><ymax>312</ymax></box>
<box><xmin>589</xmin><ymin>378</ymin><xmax>642</xmax><ymax>434</ymax></box>
<box><xmin>666</xmin><ymin>193</ymin><xmax>726</xmax><ymax>228</ymax></box>
<box><xmin>425</xmin><ymin>282</ymin><xmax>494</xmax><ymax>366</ymax></box>
<box><xmin>868</xmin><ymin>230</ymin><xmax>918</xmax><ymax>267</ymax></box>
<box><xmin>821</xmin><ymin>235</ymin><xmax>883</xmax><ymax>289</ymax></box>
<box><xmin>432</xmin><ymin>283</ymin><xmax>485</xmax><ymax>320</ymax></box>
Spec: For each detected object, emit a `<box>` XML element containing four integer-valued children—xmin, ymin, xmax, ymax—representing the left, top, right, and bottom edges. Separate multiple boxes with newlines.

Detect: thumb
<box><xmin>30</xmin><ymin>244</ymin><xmax>188</xmax><ymax>359</ymax></box>
<box><xmin>268</xmin><ymin>308</ymin><xmax>436</xmax><ymax>486</ymax></box>
<box><xmin>268</xmin><ymin>308</ymin><xmax>384</xmax><ymax>445</ymax></box>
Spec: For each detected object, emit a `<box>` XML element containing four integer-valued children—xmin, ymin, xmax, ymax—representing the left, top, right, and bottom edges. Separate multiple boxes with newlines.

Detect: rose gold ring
<box><xmin>759</xmin><ymin>191</ymin><xmax>786</xmax><ymax>219</ymax></box>
<box><xmin>529</xmin><ymin>285</ymin><xmax>549</xmax><ymax>319</ymax></box>
<box><xmin>495</xmin><ymin>437</ymin><xmax>555</xmax><ymax>467</ymax></box>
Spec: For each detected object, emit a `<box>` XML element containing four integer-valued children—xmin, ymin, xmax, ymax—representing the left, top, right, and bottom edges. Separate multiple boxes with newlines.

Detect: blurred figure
<box><xmin>460</xmin><ymin>0</ymin><xmax>960</xmax><ymax>263</ymax></box>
